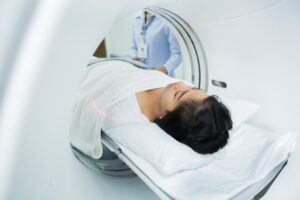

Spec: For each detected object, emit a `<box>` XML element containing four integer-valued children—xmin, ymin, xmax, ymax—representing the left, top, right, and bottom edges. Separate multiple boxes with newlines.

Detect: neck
<box><xmin>144</xmin><ymin>88</ymin><xmax>165</xmax><ymax>121</ymax></box>
<box><xmin>144</xmin><ymin>11</ymin><xmax>152</xmax><ymax>22</ymax></box>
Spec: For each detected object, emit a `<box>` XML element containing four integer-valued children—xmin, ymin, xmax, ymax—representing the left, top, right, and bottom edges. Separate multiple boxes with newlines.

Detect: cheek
<box><xmin>161</xmin><ymin>94</ymin><xmax>176</xmax><ymax>112</ymax></box>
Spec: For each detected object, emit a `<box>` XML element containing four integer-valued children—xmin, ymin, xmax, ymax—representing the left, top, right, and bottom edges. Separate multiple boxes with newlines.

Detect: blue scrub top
<box><xmin>129</xmin><ymin>12</ymin><xmax>182</xmax><ymax>77</ymax></box>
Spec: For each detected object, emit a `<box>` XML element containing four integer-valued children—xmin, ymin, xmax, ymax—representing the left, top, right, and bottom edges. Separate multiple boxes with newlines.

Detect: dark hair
<box><xmin>154</xmin><ymin>95</ymin><xmax>232</xmax><ymax>154</ymax></box>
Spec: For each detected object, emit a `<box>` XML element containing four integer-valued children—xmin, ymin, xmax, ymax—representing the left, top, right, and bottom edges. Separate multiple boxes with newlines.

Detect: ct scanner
<box><xmin>1</xmin><ymin>0</ymin><xmax>300</xmax><ymax>199</ymax></box>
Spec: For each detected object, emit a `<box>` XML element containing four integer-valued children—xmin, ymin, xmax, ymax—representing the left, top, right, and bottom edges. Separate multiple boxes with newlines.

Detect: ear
<box><xmin>159</xmin><ymin>111</ymin><xmax>168</xmax><ymax>119</ymax></box>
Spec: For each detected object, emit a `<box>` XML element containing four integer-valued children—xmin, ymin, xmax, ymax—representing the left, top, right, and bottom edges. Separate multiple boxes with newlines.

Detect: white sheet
<box><xmin>112</xmin><ymin>123</ymin><xmax>297</xmax><ymax>200</ymax></box>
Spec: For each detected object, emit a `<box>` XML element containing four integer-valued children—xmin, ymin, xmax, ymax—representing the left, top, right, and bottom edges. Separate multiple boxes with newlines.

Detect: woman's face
<box><xmin>160</xmin><ymin>81</ymin><xmax>208</xmax><ymax>114</ymax></box>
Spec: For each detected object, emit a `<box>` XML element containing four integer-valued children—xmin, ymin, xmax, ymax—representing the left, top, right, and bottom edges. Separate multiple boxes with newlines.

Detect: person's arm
<box><xmin>155</xmin><ymin>29</ymin><xmax>182</xmax><ymax>74</ymax></box>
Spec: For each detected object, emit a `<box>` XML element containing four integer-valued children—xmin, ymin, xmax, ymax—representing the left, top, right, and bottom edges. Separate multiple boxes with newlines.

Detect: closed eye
<box><xmin>176</xmin><ymin>90</ymin><xmax>189</xmax><ymax>101</ymax></box>
<box><xmin>174</xmin><ymin>91</ymin><xmax>180</xmax><ymax>99</ymax></box>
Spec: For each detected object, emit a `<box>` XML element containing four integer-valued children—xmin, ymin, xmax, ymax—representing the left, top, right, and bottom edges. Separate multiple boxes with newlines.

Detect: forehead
<box><xmin>183</xmin><ymin>89</ymin><xmax>208</xmax><ymax>101</ymax></box>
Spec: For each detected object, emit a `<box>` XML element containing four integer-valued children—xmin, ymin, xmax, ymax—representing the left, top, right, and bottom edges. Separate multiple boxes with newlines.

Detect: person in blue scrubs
<box><xmin>130</xmin><ymin>11</ymin><xmax>182</xmax><ymax>77</ymax></box>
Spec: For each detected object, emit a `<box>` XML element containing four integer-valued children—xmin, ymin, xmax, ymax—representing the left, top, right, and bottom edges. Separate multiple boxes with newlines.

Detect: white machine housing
<box><xmin>0</xmin><ymin>0</ymin><xmax>299</xmax><ymax>199</ymax></box>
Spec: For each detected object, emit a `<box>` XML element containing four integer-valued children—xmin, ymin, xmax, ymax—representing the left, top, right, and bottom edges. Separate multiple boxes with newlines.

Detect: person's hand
<box><xmin>154</xmin><ymin>66</ymin><xmax>168</xmax><ymax>74</ymax></box>
<box><xmin>132</xmin><ymin>56</ymin><xmax>140</xmax><ymax>61</ymax></box>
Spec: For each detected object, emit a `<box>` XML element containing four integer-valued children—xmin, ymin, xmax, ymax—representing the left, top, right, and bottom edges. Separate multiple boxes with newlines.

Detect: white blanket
<box><xmin>70</xmin><ymin>60</ymin><xmax>179</xmax><ymax>159</ymax></box>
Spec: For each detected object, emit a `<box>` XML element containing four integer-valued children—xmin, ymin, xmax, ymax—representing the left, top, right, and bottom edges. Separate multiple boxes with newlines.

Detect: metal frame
<box><xmin>145</xmin><ymin>6</ymin><xmax>208</xmax><ymax>90</ymax></box>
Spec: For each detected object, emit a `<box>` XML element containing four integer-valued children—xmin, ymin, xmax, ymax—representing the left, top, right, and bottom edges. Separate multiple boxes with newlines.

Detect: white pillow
<box><xmin>220</xmin><ymin>97</ymin><xmax>260</xmax><ymax>131</ymax></box>
<box><xmin>106</xmin><ymin>123</ymin><xmax>216</xmax><ymax>176</ymax></box>
<box><xmin>105</xmin><ymin>97</ymin><xmax>259</xmax><ymax>176</ymax></box>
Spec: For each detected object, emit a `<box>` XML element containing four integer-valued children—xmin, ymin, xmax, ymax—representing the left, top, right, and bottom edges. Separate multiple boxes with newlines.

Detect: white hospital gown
<box><xmin>102</xmin><ymin>94</ymin><xmax>149</xmax><ymax>130</ymax></box>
